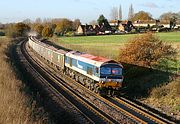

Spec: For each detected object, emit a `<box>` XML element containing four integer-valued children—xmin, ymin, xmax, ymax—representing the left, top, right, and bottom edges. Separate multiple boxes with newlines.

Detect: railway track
<box><xmin>108</xmin><ymin>97</ymin><xmax>175</xmax><ymax>124</ymax></box>
<box><xmin>19</xmin><ymin>40</ymin><xmax>119</xmax><ymax>123</ymax></box>
<box><xmin>19</xmin><ymin>38</ymin><xmax>176</xmax><ymax>124</ymax></box>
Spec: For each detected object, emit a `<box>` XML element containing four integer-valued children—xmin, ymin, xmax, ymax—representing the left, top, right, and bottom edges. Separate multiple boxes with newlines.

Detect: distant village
<box><xmin>75</xmin><ymin>4</ymin><xmax>180</xmax><ymax>36</ymax></box>
<box><xmin>76</xmin><ymin>19</ymin><xmax>180</xmax><ymax>36</ymax></box>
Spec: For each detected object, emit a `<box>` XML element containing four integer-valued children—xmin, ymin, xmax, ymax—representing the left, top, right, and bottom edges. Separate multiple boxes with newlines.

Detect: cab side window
<box><xmin>87</xmin><ymin>67</ymin><xmax>93</xmax><ymax>75</ymax></box>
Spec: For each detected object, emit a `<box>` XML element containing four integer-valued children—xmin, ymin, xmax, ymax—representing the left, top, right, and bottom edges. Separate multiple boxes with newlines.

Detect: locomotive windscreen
<box><xmin>100</xmin><ymin>63</ymin><xmax>123</xmax><ymax>79</ymax></box>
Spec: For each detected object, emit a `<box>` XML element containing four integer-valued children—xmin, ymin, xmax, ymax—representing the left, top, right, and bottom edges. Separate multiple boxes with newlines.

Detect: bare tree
<box><xmin>110</xmin><ymin>7</ymin><xmax>118</xmax><ymax>20</ymax></box>
<box><xmin>35</xmin><ymin>18</ymin><xmax>42</xmax><ymax>24</ymax></box>
<box><xmin>23</xmin><ymin>18</ymin><xmax>32</xmax><ymax>24</ymax></box>
<box><xmin>73</xmin><ymin>19</ymin><xmax>81</xmax><ymax>30</ymax></box>
<box><xmin>128</xmin><ymin>4</ymin><xmax>134</xmax><ymax>20</ymax></box>
<box><xmin>118</xmin><ymin>5</ymin><xmax>122</xmax><ymax>20</ymax></box>
<box><xmin>160</xmin><ymin>12</ymin><xmax>179</xmax><ymax>23</ymax></box>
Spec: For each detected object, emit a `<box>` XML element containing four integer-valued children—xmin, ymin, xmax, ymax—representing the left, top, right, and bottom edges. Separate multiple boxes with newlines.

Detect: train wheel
<box><xmin>94</xmin><ymin>86</ymin><xmax>99</xmax><ymax>93</ymax></box>
<box><xmin>111</xmin><ymin>90</ymin><xmax>115</xmax><ymax>97</ymax></box>
<box><xmin>75</xmin><ymin>75</ymin><xmax>79</xmax><ymax>82</ymax></box>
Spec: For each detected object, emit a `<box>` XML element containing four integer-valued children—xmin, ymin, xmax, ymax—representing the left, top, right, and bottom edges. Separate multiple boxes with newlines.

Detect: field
<box><xmin>55</xmin><ymin>32</ymin><xmax>180</xmax><ymax>119</ymax></box>
<box><xmin>57</xmin><ymin>32</ymin><xmax>180</xmax><ymax>60</ymax></box>
<box><xmin>0</xmin><ymin>37</ymin><xmax>50</xmax><ymax>123</ymax></box>
<box><xmin>56</xmin><ymin>32</ymin><xmax>180</xmax><ymax>119</ymax></box>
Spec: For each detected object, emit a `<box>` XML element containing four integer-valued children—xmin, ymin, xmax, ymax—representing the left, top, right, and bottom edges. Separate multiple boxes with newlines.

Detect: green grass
<box><xmin>56</xmin><ymin>32</ymin><xmax>180</xmax><ymax>117</ymax></box>
<box><xmin>57</xmin><ymin>34</ymin><xmax>135</xmax><ymax>59</ymax></box>
<box><xmin>157</xmin><ymin>32</ymin><xmax>180</xmax><ymax>42</ymax></box>
<box><xmin>59</xmin><ymin>34</ymin><xmax>134</xmax><ymax>43</ymax></box>
<box><xmin>57</xmin><ymin>32</ymin><xmax>180</xmax><ymax>60</ymax></box>
<box><xmin>55</xmin><ymin>32</ymin><xmax>180</xmax><ymax>74</ymax></box>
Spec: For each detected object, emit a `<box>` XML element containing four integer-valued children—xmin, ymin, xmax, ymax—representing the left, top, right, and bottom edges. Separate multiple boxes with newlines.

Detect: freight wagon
<box><xmin>28</xmin><ymin>36</ymin><xmax>123</xmax><ymax>96</ymax></box>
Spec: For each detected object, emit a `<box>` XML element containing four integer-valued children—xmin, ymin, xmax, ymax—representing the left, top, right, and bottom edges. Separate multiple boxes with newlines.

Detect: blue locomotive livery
<box><xmin>28</xmin><ymin>36</ymin><xmax>123</xmax><ymax>96</ymax></box>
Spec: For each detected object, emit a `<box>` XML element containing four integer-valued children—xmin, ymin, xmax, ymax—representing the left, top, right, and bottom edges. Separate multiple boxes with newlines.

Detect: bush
<box><xmin>119</xmin><ymin>33</ymin><xmax>176</xmax><ymax>70</ymax></box>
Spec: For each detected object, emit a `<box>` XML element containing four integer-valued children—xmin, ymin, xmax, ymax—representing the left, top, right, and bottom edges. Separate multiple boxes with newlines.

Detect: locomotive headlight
<box><xmin>100</xmin><ymin>78</ymin><xmax>106</xmax><ymax>82</ymax></box>
<box><xmin>117</xmin><ymin>79</ymin><xmax>123</xmax><ymax>82</ymax></box>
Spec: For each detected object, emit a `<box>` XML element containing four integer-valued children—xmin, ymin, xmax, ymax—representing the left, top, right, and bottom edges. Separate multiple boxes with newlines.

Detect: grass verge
<box><xmin>0</xmin><ymin>37</ymin><xmax>52</xmax><ymax>123</ymax></box>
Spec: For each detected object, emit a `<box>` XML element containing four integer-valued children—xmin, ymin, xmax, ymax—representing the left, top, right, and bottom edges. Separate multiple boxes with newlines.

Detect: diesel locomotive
<box><xmin>28</xmin><ymin>36</ymin><xmax>123</xmax><ymax>96</ymax></box>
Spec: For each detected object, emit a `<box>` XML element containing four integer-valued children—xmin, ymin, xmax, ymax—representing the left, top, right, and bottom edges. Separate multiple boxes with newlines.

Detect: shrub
<box><xmin>119</xmin><ymin>33</ymin><xmax>176</xmax><ymax>70</ymax></box>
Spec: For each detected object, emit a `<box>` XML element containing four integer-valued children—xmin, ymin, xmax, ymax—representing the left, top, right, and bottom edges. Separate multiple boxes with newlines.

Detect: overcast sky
<box><xmin>0</xmin><ymin>0</ymin><xmax>179</xmax><ymax>24</ymax></box>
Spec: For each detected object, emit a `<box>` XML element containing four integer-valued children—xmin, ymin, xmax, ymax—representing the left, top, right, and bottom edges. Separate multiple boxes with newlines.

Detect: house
<box><xmin>93</xmin><ymin>25</ymin><xmax>100</xmax><ymax>34</ymax></box>
<box><xmin>76</xmin><ymin>25</ymin><xmax>96</xmax><ymax>35</ymax></box>
<box><xmin>118</xmin><ymin>23</ymin><xmax>125</xmax><ymax>32</ymax></box>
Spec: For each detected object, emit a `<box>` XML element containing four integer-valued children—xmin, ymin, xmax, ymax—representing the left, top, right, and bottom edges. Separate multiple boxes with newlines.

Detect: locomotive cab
<box><xmin>98</xmin><ymin>63</ymin><xmax>123</xmax><ymax>90</ymax></box>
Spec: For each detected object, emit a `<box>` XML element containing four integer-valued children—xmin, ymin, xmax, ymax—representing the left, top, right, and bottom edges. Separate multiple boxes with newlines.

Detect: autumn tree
<box><xmin>15</xmin><ymin>22</ymin><xmax>31</xmax><ymax>36</ymax></box>
<box><xmin>54</xmin><ymin>18</ymin><xmax>73</xmax><ymax>36</ymax></box>
<box><xmin>131</xmin><ymin>11</ymin><xmax>153</xmax><ymax>22</ymax></box>
<box><xmin>34</xmin><ymin>24</ymin><xmax>44</xmax><ymax>36</ymax></box>
<box><xmin>5</xmin><ymin>24</ymin><xmax>16</xmax><ymax>37</ymax></box>
<box><xmin>42</xmin><ymin>25</ymin><xmax>53</xmax><ymax>37</ymax></box>
<box><xmin>119</xmin><ymin>33</ymin><xmax>176</xmax><ymax>69</ymax></box>
<box><xmin>5</xmin><ymin>22</ymin><xmax>30</xmax><ymax>37</ymax></box>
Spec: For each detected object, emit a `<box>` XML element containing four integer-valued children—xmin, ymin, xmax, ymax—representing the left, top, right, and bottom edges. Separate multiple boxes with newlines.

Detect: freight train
<box><xmin>28</xmin><ymin>36</ymin><xmax>123</xmax><ymax>96</ymax></box>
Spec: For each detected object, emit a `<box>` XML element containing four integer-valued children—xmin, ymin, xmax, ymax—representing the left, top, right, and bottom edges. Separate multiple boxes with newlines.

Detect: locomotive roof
<box><xmin>66</xmin><ymin>51</ymin><xmax>117</xmax><ymax>67</ymax></box>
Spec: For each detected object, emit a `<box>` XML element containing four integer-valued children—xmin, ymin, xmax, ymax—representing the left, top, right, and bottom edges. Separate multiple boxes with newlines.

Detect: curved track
<box><xmin>18</xmin><ymin>38</ymin><xmax>176</xmax><ymax>124</ymax></box>
<box><xmin>108</xmin><ymin>97</ymin><xmax>175</xmax><ymax>124</ymax></box>
<box><xmin>17</xmin><ymin>40</ymin><xmax>117</xmax><ymax>124</ymax></box>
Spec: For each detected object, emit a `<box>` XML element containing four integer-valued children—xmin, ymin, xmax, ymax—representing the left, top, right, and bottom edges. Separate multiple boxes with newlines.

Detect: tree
<box><xmin>131</xmin><ymin>11</ymin><xmax>153</xmax><ymax>22</ymax></box>
<box><xmin>97</xmin><ymin>15</ymin><xmax>111</xmax><ymax>31</ymax></box>
<box><xmin>42</xmin><ymin>25</ymin><xmax>53</xmax><ymax>37</ymax></box>
<box><xmin>128</xmin><ymin>4</ymin><xmax>134</xmax><ymax>20</ymax></box>
<box><xmin>5</xmin><ymin>22</ymin><xmax>30</xmax><ymax>37</ymax></box>
<box><xmin>5</xmin><ymin>24</ymin><xmax>16</xmax><ymax>37</ymax></box>
<box><xmin>118</xmin><ymin>5</ymin><xmax>122</xmax><ymax>20</ymax></box>
<box><xmin>22</xmin><ymin>18</ymin><xmax>32</xmax><ymax>24</ymax></box>
<box><xmin>110</xmin><ymin>5</ymin><xmax>122</xmax><ymax>20</ymax></box>
<box><xmin>14</xmin><ymin>22</ymin><xmax>31</xmax><ymax>37</ymax></box>
<box><xmin>159</xmin><ymin>12</ymin><xmax>179</xmax><ymax>23</ymax></box>
<box><xmin>119</xmin><ymin>33</ymin><xmax>176</xmax><ymax>69</ymax></box>
<box><xmin>110</xmin><ymin>7</ymin><xmax>118</xmax><ymax>20</ymax></box>
<box><xmin>34</xmin><ymin>24</ymin><xmax>44</xmax><ymax>36</ymax></box>
<box><xmin>97</xmin><ymin>14</ymin><xmax>106</xmax><ymax>25</ymax></box>
<box><xmin>35</xmin><ymin>18</ymin><xmax>42</xmax><ymax>24</ymax></box>
<box><xmin>72</xmin><ymin>19</ymin><xmax>81</xmax><ymax>30</ymax></box>
<box><xmin>54</xmin><ymin>18</ymin><xmax>73</xmax><ymax>35</ymax></box>
<box><xmin>170</xmin><ymin>16</ymin><xmax>177</xmax><ymax>29</ymax></box>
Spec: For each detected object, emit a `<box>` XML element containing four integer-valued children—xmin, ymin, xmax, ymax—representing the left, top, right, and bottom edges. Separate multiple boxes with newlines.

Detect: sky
<box><xmin>0</xmin><ymin>0</ymin><xmax>179</xmax><ymax>24</ymax></box>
